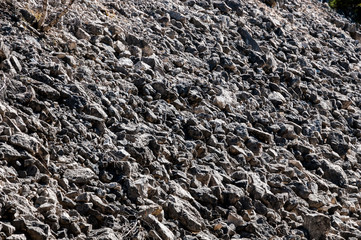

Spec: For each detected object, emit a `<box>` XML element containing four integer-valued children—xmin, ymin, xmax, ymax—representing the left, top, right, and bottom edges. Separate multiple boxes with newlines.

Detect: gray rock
<box><xmin>214</xmin><ymin>1</ymin><xmax>232</xmax><ymax>13</ymax></box>
<box><xmin>167</xmin><ymin>195</ymin><xmax>204</xmax><ymax>232</ymax></box>
<box><xmin>321</xmin><ymin>160</ymin><xmax>348</xmax><ymax>187</ymax></box>
<box><xmin>110</xmin><ymin>148</ymin><xmax>130</xmax><ymax>161</ymax></box>
<box><xmin>0</xmin><ymin>143</ymin><xmax>23</xmax><ymax>161</ymax></box>
<box><xmin>33</xmin><ymin>84</ymin><xmax>60</xmax><ymax>100</ymax></box>
<box><xmin>169</xmin><ymin>11</ymin><xmax>187</xmax><ymax>23</ymax></box>
<box><xmin>90</xmin><ymin>228</ymin><xmax>121</xmax><ymax>240</ymax></box>
<box><xmin>9</xmin><ymin>56</ymin><xmax>22</xmax><ymax>72</ymax></box>
<box><xmin>5</xmin><ymin>234</ymin><xmax>27</xmax><ymax>240</ymax></box>
<box><xmin>322</xmin><ymin>67</ymin><xmax>341</xmax><ymax>78</ymax></box>
<box><xmin>63</xmin><ymin>167</ymin><xmax>98</xmax><ymax>184</ymax></box>
<box><xmin>0</xmin><ymin>41</ymin><xmax>10</xmax><ymax>61</ymax></box>
<box><xmin>75</xmin><ymin>27</ymin><xmax>91</xmax><ymax>40</ymax></box>
<box><xmin>326</xmin><ymin>132</ymin><xmax>349</xmax><ymax>156</ymax></box>
<box><xmin>247</xmin><ymin>127</ymin><xmax>274</xmax><ymax>143</ymax></box>
<box><xmin>86</xmin><ymin>23</ymin><xmax>104</xmax><ymax>36</ymax></box>
<box><xmin>9</xmin><ymin>133</ymin><xmax>41</xmax><ymax>155</ymax></box>
<box><xmin>144</xmin><ymin>214</ymin><xmax>176</xmax><ymax>240</ymax></box>
<box><xmin>304</xmin><ymin>213</ymin><xmax>331</xmax><ymax>240</ymax></box>
<box><xmin>26</xmin><ymin>223</ymin><xmax>50</xmax><ymax>240</ymax></box>
<box><xmin>238</xmin><ymin>27</ymin><xmax>261</xmax><ymax>52</ymax></box>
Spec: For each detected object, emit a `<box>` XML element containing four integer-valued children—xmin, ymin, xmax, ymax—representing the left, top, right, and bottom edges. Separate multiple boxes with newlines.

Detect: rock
<box><xmin>224</xmin><ymin>184</ymin><xmax>244</xmax><ymax>205</ymax></box>
<box><xmin>110</xmin><ymin>148</ymin><xmax>130</xmax><ymax>161</ymax></box>
<box><xmin>190</xmin><ymin>187</ymin><xmax>218</xmax><ymax>205</ymax></box>
<box><xmin>63</xmin><ymin>167</ymin><xmax>98</xmax><ymax>184</ymax></box>
<box><xmin>6</xmin><ymin>234</ymin><xmax>27</xmax><ymax>240</ymax></box>
<box><xmin>0</xmin><ymin>0</ymin><xmax>360</xmax><ymax>239</ymax></box>
<box><xmin>326</xmin><ymin>131</ymin><xmax>349</xmax><ymax>156</ymax></box>
<box><xmin>269</xmin><ymin>91</ymin><xmax>286</xmax><ymax>106</ymax></box>
<box><xmin>304</xmin><ymin>213</ymin><xmax>331</xmax><ymax>240</ymax></box>
<box><xmin>75</xmin><ymin>27</ymin><xmax>91</xmax><ymax>40</ymax></box>
<box><xmin>144</xmin><ymin>214</ymin><xmax>176</xmax><ymax>240</ymax></box>
<box><xmin>321</xmin><ymin>160</ymin><xmax>348</xmax><ymax>187</ymax></box>
<box><xmin>0</xmin><ymin>40</ymin><xmax>10</xmax><ymax>61</ymax></box>
<box><xmin>214</xmin><ymin>2</ymin><xmax>232</xmax><ymax>13</ymax></box>
<box><xmin>0</xmin><ymin>143</ymin><xmax>23</xmax><ymax>161</ymax></box>
<box><xmin>114</xmin><ymin>40</ymin><xmax>127</xmax><ymax>54</ymax></box>
<box><xmin>9</xmin><ymin>56</ymin><xmax>22</xmax><ymax>72</ymax></box>
<box><xmin>1</xmin><ymin>222</ymin><xmax>15</xmax><ymax>236</ymax></box>
<box><xmin>264</xmin><ymin>0</ymin><xmax>277</xmax><ymax>7</ymax></box>
<box><xmin>167</xmin><ymin>195</ymin><xmax>204</xmax><ymax>232</ymax></box>
<box><xmin>26</xmin><ymin>224</ymin><xmax>49</xmax><ymax>240</ymax></box>
<box><xmin>322</xmin><ymin>67</ymin><xmax>341</xmax><ymax>79</ymax></box>
<box><xmin>169</xmin><ymin>11</ymin><xmax>187</xmax><ymax>23</ymax></box>
<box><xmin>89</xmin><ymin>228</ymin><xmax>121</xmax><ymax>240</ymax></box>
<box><xmin>213</xmin><ymin>96</ymin><xmax>227</xmax><ymax>110</ymax></box>
<box><xmin>190</xmin><ymin>16</ymin><xmax>208</xmax><ymax>30</ymax></box>
<box><xmin>33</xmin><ymin>84</ymin><xmax>60</xmax><ymax>100</ymax></box>
<box><xmin>238</xmin><ymin>27</ymin><xmax>261</xmax><ymax>52</ymax></box>
<box><xmin>86</xmin><ymin>23</ymin><xmax>104</xmax><ymax>36</ymax></box>
<box><xmin>117</xmin><ymin>57</ymin><xmax>134</xmax><ymax>69</ymax></box>
<box><xmin>263</xmin><ymin>53</ymin><xmax>277</xmax><ymax>73</ymax></box>
<box><xmin>247</xmin><ymin>127</ymin><xmax>274</xmax><ymax>143</ymax></box>
<box><xmin>9</xmin><ymin>133</ymin><xmax>42</xmax><ymax>155</ymax></box>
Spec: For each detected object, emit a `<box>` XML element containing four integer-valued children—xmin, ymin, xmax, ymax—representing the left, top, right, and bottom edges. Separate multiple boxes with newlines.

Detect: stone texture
<box><xmin>0</xmin><ymin>0</ymin><xmax>359</xmax><ymax>239</ymax></box>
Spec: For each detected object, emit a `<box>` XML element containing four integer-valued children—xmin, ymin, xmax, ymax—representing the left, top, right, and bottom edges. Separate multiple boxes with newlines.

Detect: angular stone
<box><xmin>169</xmin><ymin>11</ymin><xmax>187</xmax><ymax>23</ymax></box>
<box><xmin>10</xmin><ymin>56</ymin><xmax>22</xmax><ymax>72</ymax></box>
<box><xmin>9</xmin><ymin>133</ymin><xmax>41</xmax><ymax>155</ymax></box>
<box><xmin>6</xmin><ymin>234</ymin><xmax>27</xmax><ymax>240</ymax></box>
<box><xmin>34</xmin><ymin>84</ymin><xmax>60</xmax><ymax>100</ymax></box>
<box><xmin>326</xmin><ymin>132</ymin><xmax>349</xmax><ymax>156</ymax></box>
<box><xmin>117</xmin><ymin>58</ymin><xmax>134</xmax><ymax>68</ymax></box>
<box><xmin>63</xmin><ymin>167</ymin><xmax>98</xmax><ymax>184</ymax></box>
<box><xmin>0</xmin><ymin>41</ymin><xmax>10</xmax><ymax>61</ymax></box>
<box><xmin>247</xmin><ymin>127</ymin><xmax>274</xmax><ymax>143</ymax></box>
<box><xmin>110</xmin><ymin>148</ymin><xmax>130</xmax><ymax>161</ymax></box>
<box><xmin>321</xmin><ymin>160</ymin><xmax>348</xmax><ymax>187</ymax></box>
<box><xmin>1</xmin><ymin>222</ymin><xmax>15</xmax><ymax>236</ymax></box>
<box><xmin>75</xmin><ymin>27</ymin><xmax>91</xmax><ymax>40</ymax></box>
<box><xmin>114</xmin><ymin>41</ymin><xmax>127</xmax><ymax>54</ymax></box>
<box><xmin>144</xmin><ymin>214</ymin><xmax>176</xmax><ymax>240</ymax></box>
<box><xmin>304</xmin><ymin>213</ymin><xmax>331</xmax><ymax>240</ymax></box>
<box><xmin>214</xmin><ymin>1</ymin><xmax>232</xmax><ymax>13</ymax></box>
<box><xmin>27</xmin><ymin>226</ymin><xmax>48</xmax><ymax>240</ymax></box>
<box><xmin>238</xmin><ymin>27</ymin><xmax>261</xmax><ymax>52</ymax></box>
<box><xmin>90</xmin><ymin>228</ymin><xmax>121</xmax><ymax>240</ymax></box>
<box><xmin>86</xmin><ymin>23</ymin><xmax>104</xmax><ymax>35</ymax></box>
<box><xmin>322</xmin><ymin>67</ymin><xmax>341</xmax><ymax>78</ymax></box>
<box><xmin>0</xmin><ymin>143</ymin><xmax>23</xmax><ymax>161</ymax></box>
<box><xmin>269</xmin><ymin>91</ymin><xmax>286</xmax><ymax>106</ymax></box>
<box><xmin>167</xmin><ymin>195</ymin><xmax>204</xmax><ymax>232</ymax></box>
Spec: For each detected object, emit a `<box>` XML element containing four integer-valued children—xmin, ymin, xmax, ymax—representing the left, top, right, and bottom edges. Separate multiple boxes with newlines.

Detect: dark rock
<box><xmin>167</xmin><ymin>195</ymin><xmax>204</xmax><ymax>232</ymax></box>
<box><xmin>238</xmin><ymin>27</ymin><xmax>262</xmax><ymax>52</ymax></box>
<box><xmin>0</xmin><ymin>41</ymin><xmax>10</xmax><ymax>61</ymax></box>
<box><xmin>144</xmin><ymin>214</ymin><xmax>176</xmax><ymax>240</ymax></box>
<box><xmin>304</xmin><ymin>213</ymin><xmax>331</xmax><ymax>240</ymax></box>
<box><xmin>321</xmin><ymin>160</ymin><xmax>348</xmax><ymax>187</ymax></box>
<box><xmin>326</xmin><ymin>132</ymin><xmax>349</xmax><ymax>156</ymax></box>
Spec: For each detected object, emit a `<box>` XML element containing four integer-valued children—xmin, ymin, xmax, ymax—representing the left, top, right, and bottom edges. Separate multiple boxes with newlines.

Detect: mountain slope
<box><xmin>0</xmin><ymin>0</ymin><xmax>361</xmax><ymax>239</ymax></box>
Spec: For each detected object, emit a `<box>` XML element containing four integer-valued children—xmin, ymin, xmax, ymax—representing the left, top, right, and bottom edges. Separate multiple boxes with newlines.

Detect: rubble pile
<box><xmin>0</xmin><ymin>0</ymin><xmax>360</xmax><ymax>239</ymax></box>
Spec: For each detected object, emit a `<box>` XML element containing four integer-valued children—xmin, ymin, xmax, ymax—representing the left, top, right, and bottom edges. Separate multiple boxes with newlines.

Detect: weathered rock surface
<box><xmin>0</xmin><ymin>0</ymin><xmax>360</xmax><ymax>239</ymax></box>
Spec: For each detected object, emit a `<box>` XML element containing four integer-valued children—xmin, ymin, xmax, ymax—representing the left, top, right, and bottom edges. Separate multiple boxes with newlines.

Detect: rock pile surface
<box><xmin>0</xmin><ymin>0</ymin><xmax>361</xmax><ymax>239</ymax></box>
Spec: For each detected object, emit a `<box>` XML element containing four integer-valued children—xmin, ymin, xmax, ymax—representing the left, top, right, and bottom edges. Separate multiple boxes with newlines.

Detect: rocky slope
<box><xmin>0</xmin><ymin>0</ymin><xmax>361</xmax><ymax>239</ymax></box>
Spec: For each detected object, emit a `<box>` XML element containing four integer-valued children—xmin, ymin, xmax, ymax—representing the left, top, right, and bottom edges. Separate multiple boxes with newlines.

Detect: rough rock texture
<box><xmin>0</xmin><ymin>0</ymin><xmax>361</xmax><ymax>239</ymax></box>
